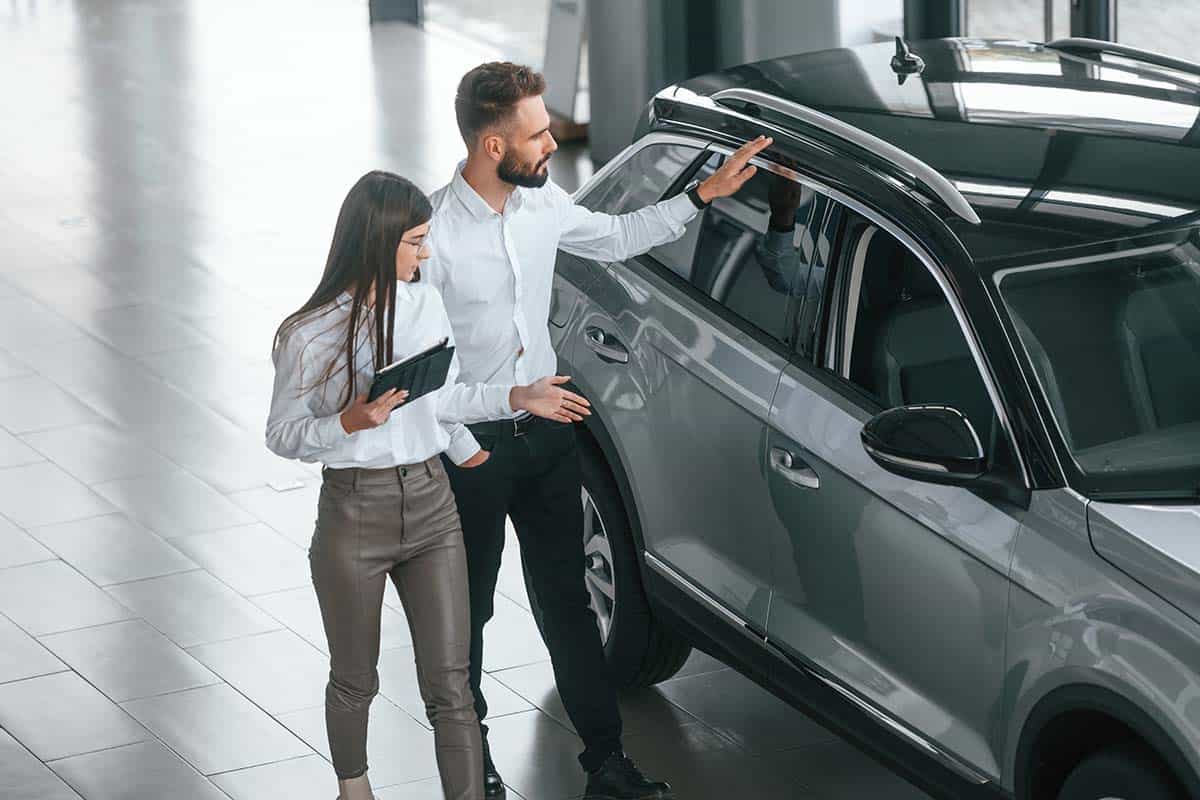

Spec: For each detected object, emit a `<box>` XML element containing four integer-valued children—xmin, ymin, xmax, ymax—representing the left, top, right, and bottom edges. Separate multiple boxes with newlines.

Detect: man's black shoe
<box><xmin>583</xmin><ymin>752</ymin><xmax>672</xmax><ymax>800</ymax></box>
<box><xmin>482</xmin><ymin>732</ymin><xmax>506</xmax><ymax>799</ymax></box>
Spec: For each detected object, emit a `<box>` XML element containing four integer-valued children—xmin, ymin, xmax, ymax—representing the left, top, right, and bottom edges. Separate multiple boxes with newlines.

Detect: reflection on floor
<box><xmin>0</xmin><ymin>2</ymin><xmax>932</xmax><ymax>798</ymax></box>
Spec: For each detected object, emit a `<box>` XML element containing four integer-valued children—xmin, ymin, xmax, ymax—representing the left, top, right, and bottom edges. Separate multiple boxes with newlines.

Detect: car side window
<box><xmin>829</xmin><ymin>221</ymin><xmax>1002</xmax><ymax>456</ymax></box>
<box><xmin>580</xmin><ymin>142</ymin><xmax>704</xmax><ymax>215</ymax></box>
<box><xmin>648</xmin><ymin>154</ymin><xmax>831</xmax><ymax>347</ymax></box>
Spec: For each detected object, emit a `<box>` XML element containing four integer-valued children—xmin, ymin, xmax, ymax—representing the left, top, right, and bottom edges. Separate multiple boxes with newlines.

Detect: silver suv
<box><xmin>542</xmin><ymin>38</ymin><xmax>1200</xmax><ymax>800</ymax></box>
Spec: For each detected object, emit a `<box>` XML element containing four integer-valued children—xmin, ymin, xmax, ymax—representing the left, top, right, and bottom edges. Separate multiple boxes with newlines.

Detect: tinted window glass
<box><xmin>838</xmin><ymin>224</ymin><xmax>1000</xmax><ymax>454</ymax></box>
<box><xmin>581</xmin><ymin>143</ymin><xmax>703</xmax><ymax>215</ymax></box>
<box><xmin>996</xmin><ymin>231</ymin><xmax>1200</xmax><ymax>496</ymax></box>
<box><xmin>649</xmin><ymin>155</ymin><xmax>831</xmax><ymax>345</ymax></box>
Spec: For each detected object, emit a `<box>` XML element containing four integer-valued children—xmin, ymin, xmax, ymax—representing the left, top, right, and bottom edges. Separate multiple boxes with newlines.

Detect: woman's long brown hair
<box><xmin>273</xmin><ymin>171</ymin><xmax>432</xmax><ymax>410</ymax></box>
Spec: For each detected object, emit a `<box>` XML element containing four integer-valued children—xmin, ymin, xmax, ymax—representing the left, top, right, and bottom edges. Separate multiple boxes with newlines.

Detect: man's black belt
<box><xmin>468</xmin><ymin>413</ymin><xmax>541</xmax><ymax>439</ymax></box>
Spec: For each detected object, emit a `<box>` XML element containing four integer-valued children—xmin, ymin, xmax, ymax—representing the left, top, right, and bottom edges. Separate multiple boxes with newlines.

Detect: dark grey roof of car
<box><xmin>675</xmin><ymin>38</ymin><xmax>1200</xmax><ymax>262</ymax></box>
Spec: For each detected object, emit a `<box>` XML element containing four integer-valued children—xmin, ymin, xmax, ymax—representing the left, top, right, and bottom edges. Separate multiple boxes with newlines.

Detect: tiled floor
<box><xmin>0</xmin><ymin>2</ymin><xmax>934</xmax><ymax>798</ymax></box>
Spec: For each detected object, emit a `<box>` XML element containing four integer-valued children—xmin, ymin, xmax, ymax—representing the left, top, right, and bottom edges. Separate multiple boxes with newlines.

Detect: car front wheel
<box><xmin>527</xmin><ymin>439</ymin><xmax>692</xmax><ymax>688</ymax></box>
<box><xmin>1057</xmin><ymin>745</ymin><xmax>1182</xmax><ymax>800</ymax></box>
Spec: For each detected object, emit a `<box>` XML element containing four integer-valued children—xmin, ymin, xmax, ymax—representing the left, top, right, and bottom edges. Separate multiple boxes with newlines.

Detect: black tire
<box><xmin>1057</xmin><ymin>745</ymin><xmax>1182</xmax><ymax>800</ymax></box>
<box><xmin>526</xmin><ymin>437</ymin><xmax>692</xmax><ymax>688</ymax></box>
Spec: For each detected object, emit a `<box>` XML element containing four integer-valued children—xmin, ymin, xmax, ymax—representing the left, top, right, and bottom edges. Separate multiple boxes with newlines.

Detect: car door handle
<box><xmin>584</xmin><ymin>326</ymin><xmax>629</xmax><ymax>364</ymax></box>
<box><xmin>769</xmin><ymin>446</ymin><xmax>820</xmax><ymax>490</ymax></box>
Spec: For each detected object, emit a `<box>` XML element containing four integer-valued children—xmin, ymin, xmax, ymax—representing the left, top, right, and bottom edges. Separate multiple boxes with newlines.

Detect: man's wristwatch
<box><xmin>685</xmin><ymin>179</ymin><xmax>711</xmax><ymax>210</ymax></box>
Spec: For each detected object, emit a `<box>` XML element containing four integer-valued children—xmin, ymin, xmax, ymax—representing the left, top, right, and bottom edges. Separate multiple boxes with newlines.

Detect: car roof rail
<box><xmin>709</xmin><ymin>87</ymin><xmax>981</xmax><ymax>225</ymax></box>
<box><xmin>1044</xmin><ymin>38</ymin><xmax>1200</xmax><ymax>79</ymax></box>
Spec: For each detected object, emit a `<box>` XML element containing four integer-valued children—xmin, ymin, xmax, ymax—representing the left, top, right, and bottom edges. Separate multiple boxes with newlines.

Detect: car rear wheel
<box><xmin>526</xmin><ymin>440</ymin><xmax>692</xmax><ymax>687</ymax></box>
<box><xmin>1057</xmin><ymin>745</ymin><xmax>1182</xmax><ymax>800</ymax></box>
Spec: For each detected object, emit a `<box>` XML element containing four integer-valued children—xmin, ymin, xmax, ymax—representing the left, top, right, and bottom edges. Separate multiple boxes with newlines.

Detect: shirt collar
<box><xmin>450</xmin><ymin>160</ymin><xmax>525</xmax><ymax>220</ymax></box>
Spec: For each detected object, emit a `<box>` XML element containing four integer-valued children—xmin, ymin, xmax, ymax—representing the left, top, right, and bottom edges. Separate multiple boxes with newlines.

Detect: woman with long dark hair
<box><xmin>266</xmin><ymin>170</ymin><xmax>590</xmax><ymax>800</ymax></box>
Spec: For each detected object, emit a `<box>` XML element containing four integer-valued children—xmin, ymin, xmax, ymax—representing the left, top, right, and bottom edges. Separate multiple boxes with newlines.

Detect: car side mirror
<box><xmin>861</xmin><ymin>405</ymin><xmax>986</xmax><ymax>485</ymax></box>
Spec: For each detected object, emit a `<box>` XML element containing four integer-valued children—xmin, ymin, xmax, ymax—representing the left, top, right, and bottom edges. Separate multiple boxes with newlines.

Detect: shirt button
<box><xmin>517</xmin><ymin>347</ymin><xmax>524</xmax><ymax>357</ymax></box>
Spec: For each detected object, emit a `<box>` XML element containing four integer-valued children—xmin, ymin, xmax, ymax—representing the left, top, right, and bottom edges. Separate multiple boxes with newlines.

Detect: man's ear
<box><xmin>481</xmin><ymin>131</ymin><xmax>506</xmax><ymax>163</ymax></box>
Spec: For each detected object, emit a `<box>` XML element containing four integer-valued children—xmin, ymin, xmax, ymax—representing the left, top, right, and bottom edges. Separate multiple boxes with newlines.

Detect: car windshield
<box><xmin>993</xmin><ymin>227</ymin><xmax>1200</xmax><ymax>499</ymax></box>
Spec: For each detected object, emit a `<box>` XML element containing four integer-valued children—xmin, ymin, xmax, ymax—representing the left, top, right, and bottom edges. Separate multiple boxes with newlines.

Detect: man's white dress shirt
<box><xmin>265</xmin><ymin>281</ymin><xmax>513</xmax><ymax>468</ymax></box>
<box><xmin>426</xmin><ymin>163</ymin><xmax>699</xmax><ymax>431</ymax></box>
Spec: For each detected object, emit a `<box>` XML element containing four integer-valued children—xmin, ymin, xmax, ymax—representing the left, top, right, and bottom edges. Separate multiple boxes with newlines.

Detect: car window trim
<box><xmin>576</xmin><ymin>132</ymin><xmax>1031</xmax><ymax>487</ymax></box>
<box><xmin>702</xmin><ymin>142</ymin><xmax>1032</xmax><ymax>489</ymax></box>
<box><xmin>839</xmin><ymin>226</ymin><xmax>878</xmax><ymax>377</ymax></box>
<box><xmin>571</xmin><ymin>131</ymin><xmax>710</xmax><ymax>206</ymax></box>
<box><xmin>632</xmin><ymin>151</ymin><xmax>817</xmax><ymax>358</ymax></box>
<box><xmin>807</xmin><ymin>205</ymin><xmax>848</xmax><ymax>371</ymax></box>
<box><xmin>572</xmin><ymin>130</ymin><xmax>804</xmax><ymax>359</ymax></box>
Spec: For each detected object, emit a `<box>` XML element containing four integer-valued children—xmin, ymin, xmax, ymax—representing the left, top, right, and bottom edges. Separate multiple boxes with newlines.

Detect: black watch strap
<box><xmin>686</xmin><ymin>183</ymin><xmax>710</xmax><ymax>210</ymax></box>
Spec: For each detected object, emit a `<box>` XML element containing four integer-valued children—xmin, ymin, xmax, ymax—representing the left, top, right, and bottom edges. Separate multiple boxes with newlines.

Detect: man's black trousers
<box><xmin>442</xmin><ymin>416</ymin><xmax>623</xmax><ymax>773</ymax></box>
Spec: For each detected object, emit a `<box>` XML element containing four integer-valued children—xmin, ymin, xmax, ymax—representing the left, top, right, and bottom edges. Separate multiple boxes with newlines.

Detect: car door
<box><xmin>569</xmin><ymin>143</ymin><xmax>817</xmax><ymax>629</ymax></box>
<box><xmin>763</xmin><ymin>204</ymin><xmax>1026</xmax><ymax>781</ymax></box>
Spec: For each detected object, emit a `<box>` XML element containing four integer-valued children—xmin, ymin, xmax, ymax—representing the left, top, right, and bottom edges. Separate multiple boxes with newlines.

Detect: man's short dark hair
<box><xmin>455</xmin><ymin>62</ymin><xmax>546</xmax><ymax>147</ymax></box>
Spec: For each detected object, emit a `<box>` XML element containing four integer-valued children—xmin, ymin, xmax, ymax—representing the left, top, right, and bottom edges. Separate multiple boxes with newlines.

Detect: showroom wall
<box><xmin>587</xmin><ymin>0</ymin><xmax>902</xmax><ymax>161</ymax></box>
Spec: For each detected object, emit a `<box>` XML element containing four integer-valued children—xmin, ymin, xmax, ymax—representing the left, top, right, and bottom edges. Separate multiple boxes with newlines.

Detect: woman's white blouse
<box><xmin>265</xmin><ymin>282</ymin><xmax>513</xmax><ymax>468</ymax></box>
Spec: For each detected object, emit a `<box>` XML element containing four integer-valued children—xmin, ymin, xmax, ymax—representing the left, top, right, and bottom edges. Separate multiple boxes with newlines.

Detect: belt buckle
<box><xmin>512</xmin><ymin>417</ymin><xmax>526</xmax><ymax>438</ymax></box>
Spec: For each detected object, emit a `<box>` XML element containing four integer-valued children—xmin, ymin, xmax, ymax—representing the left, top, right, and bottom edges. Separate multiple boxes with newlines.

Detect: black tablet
<box><xmin>367</xmin><ymin>337</ymin><xmax>455</xmax><ymax>404</ymax></box>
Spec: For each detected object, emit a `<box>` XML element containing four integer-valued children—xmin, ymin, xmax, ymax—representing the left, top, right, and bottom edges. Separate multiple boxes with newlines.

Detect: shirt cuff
<box><xmin>763</xmin><ymin>228</ymin><xmax>795</xmax><ymax>251</ymax></box>
<box><xmin>445</xmin><ymin>426</ymin><xmax>483</xmax><ymax>465</ymax></box>
<box><xmin>662</xmin><ymin>191</ymin><xmax>701</xmax><ymax>227</ymax></box>
<box><xmin>318</xmin><ymin>413</ymin><xmax>352</xmax><ymax>447</ymax></box>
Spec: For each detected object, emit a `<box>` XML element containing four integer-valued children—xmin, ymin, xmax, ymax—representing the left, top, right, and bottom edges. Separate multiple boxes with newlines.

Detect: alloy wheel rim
<box><xmin>581</xmin><ymin>485</ymin><xmax>616</xmax><ymax>644</ymax></box>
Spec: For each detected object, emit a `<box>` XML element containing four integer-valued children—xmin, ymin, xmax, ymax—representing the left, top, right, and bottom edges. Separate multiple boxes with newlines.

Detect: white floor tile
<box><xmin>210</xmin><ymin>754</ymin><xmax>336</xmax><ymax>800</ymax></box>
<box><xmin>188</xmin><ymin>629</ymin><xmax>327</xmax><ymax>715</ymax></box>
<box><xmin>29</xmin><ymin>514</ymin><xmax>197</xmax><ymax>586</ymax></box>
<box><xmin>0</xmin><ymin>560</ymin><xmax>134</xmax><ymax>636</ymax></box>
<box><xmin>49</xmin><ymin>740</ymin><xmax>228</xmax><ymax>800</ymax></box>
<box><xmin>0</xmin><ymin>428</ymin><xmax>43</xmax><ymax>469</ymax></box>
<box><xmin>0</xmin><ymin>347</ymin><xmax>33</xmax><ymax>381</ymax></box>
<box><xmin>40</xmin><ymin>619</ymin><xmax>220</xmax><ymax>702</ymax></box>
<box><xmin>278</xmin><ymin>697</ymin><xmax>438</xmax><ymax>788</ymax></box>
<box><xmin>481</xmin><ymin>593</ymin><xmax>551</xmax><ymax>673</ymax></box>
<box><xmin>0</xmin><ymin>612</ymin><xmax>67</xmax><ymax>685</ymax></box>
<box><xmin>0</xmin><ymin>297</ymin><xmax>86</xmax><ymax>352</ymax></box>
<box><xmin>252</xmin><ymin>586</ymin><xmax>412</xmax><ymax>655</ymax></box>
<box><xmin>0</xmin><ymin>462</ymin><xmax>115</xmax><ymax>528</ymax></box>
<box><xmin>0</xmin><ymin>375</ymin><xmax>101</xmax><ymax>434</ymax></box>
<box><xmin>0</xmin><ymin>514</ymin><xmax>56</xmax><ymax>570</ymax></box>
<box><xmin>0</xmin><ymin>671</ymin><xmax>148</xmax><ymax>761</ymax></box>
<box><xmin>483</xmin><ymin>710</ymin><xmax>585</xmax><ymax>800</ymax></box>
<box><xmin>128</xmin><ymin>419</ymin><xmax>311</xmax><ymax>495</ymax></box>
<box><xmin>21</xmin><ymin>422</ymin><xmax>179</xmax><ymax>485</ymax></box>
<box><xmin>123</xmin><ymin>683</ymin><xmax>312</xmax><ymax>776</ymax></box>
<box><xmin>383</xmin><ymin>646</ymin><xmax>532</xmax><ymax>731</ymax></box>
<box><xmin>76</xmin><ymin>304</ymin><xmax>214</xmax><ymax>357</ymax></box>
<box><xmin>0</xmin><ymin>728</ymin><xmax>81</xmax><ymax>800</ymax></box>
<box><xmin>106</xmin><ymin>570</ymin><xmax>281</xmax><ymax>648</ymax></box>
<box><xmin>228</xmin><ymin>482</ymin><xmax>320</xmax><ymax>548</ymax></box>
<box><xmin>91</xmin><ymin>469</ymin><xmax>254</xmax><ymax>538</ymax></box>
<box><xmin>171</xmin><ymin>523</ymin><xmax>310</xmax><ymax>596</ymax></box>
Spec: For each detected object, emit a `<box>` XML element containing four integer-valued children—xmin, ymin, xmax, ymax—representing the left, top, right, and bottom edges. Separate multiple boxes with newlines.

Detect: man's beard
<box><xmin>498</xmin><ymin>152</ymin><xmax>550</xmax><ymax>188</ymax></box>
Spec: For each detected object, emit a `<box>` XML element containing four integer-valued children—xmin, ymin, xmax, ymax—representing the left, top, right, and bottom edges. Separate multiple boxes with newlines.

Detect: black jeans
<box><xmin>442</xmin><ymin>417</ymin><xmax>622</xmax><ymax>773</ymax></box>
